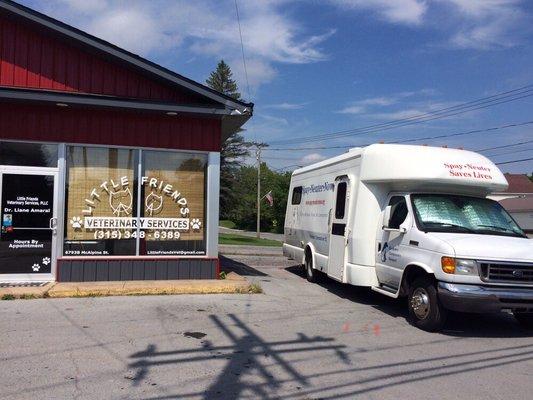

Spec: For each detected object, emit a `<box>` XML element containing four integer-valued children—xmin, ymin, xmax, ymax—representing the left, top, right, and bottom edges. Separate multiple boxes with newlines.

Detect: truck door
<box><xmin>327</xmin><ymin>176</ymin><xmax>350</xmax><ymax>281</ymax></box>
<box><xmin>376</xmin><ymin>195</ymin><xmax>410</xmax><ymax>290</ymax></box>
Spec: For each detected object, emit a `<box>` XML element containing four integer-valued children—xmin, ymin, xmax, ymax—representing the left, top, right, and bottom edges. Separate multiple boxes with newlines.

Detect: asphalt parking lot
<box><xmin>1</xmin><ymin>246</ymin><xmax>532</xmax><ymax>399</ymax></box>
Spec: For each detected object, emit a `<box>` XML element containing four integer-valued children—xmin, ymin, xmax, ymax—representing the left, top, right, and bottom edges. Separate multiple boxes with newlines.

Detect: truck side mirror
<box><xmin>383</xmin><ymin>205</ymin><xmax>392</xmax><ymax>229</ymax></box>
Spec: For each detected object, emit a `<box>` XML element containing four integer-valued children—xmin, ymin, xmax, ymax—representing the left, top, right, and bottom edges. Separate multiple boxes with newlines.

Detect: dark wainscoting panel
<box><xmin>58</xmin><ymin>258</ymin><xmax>218</xmax><ymax>282</ymax></box>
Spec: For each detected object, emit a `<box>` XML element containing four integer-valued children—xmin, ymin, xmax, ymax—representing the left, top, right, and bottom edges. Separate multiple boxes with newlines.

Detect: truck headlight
<box><xmin>455</xmin><ymin>259</ymin><xmax>478</xmax><ymax>275</ymax></box>
<box><xmin>441</xmin><ymin>257</ymin><xmax>478</xmax><ymax>275</ymax></box>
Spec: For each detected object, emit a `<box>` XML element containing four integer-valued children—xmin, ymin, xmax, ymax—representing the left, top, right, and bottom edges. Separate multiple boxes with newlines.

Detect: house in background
<box><xmin>491</xmin><ymin>174</ymin><xmax>533</xmax><ymax>236</ymax></box>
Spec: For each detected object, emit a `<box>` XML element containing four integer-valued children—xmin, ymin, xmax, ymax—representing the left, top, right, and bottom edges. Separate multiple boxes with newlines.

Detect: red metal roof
<box><xmin>0</xmin><ymin>0</ymin><xmax>252</xmax><ymax>111</ymax></box>
<box><xmin>0</xmin><ymin>14</ymin><xmax>208</xmax><ymax>104</ymax></box>
<box><xmin>0</xmin><ymin>0</ymin><xmax>254</xmax><ymax>149</ymax></box>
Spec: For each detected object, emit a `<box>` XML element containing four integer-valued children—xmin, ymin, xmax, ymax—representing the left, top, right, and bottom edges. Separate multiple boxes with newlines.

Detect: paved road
<box><xmin>219</xmin><ymin>226</ymin><xmax>284</xmax><ymax>242</ymax></box>
<box><xmin>1</xmin><ymin>247</ymin><xmax>532</xmax><ymax>399</ymax></box>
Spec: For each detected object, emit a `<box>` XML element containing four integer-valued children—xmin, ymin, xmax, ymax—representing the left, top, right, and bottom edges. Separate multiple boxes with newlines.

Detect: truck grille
<box><xmin>479</xmin><ymin>262</ymin><xmax>533</xmax><ymax>284</ymax></box>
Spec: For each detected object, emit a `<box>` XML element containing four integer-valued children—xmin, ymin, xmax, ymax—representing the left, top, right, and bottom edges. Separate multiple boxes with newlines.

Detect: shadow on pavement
<box><xmin>129</xmin><ymin>313</ymin><xmax>349</xmax><ymax>399</ymax></box>
<box><xmin>129</xmin><ymin>312</ymin><xmax>533</xmax><ymax>400</ymax></box>
<box><xmin>220</xmin><ymin>255</ymin><xmax>268</xmax><ymax>277</ymax></box>
<box><xmin>285</xmin><ymin>264</ymin><xmax>533</xmax><ymax>338</ymax></box>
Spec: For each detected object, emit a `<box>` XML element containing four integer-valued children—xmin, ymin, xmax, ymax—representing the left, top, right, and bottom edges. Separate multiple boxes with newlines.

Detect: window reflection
<box><xmin>64</xmin><ymin>146</ymin><xmax>138</xmax><ymax>256</ymax></box>
<box><xmin>141</xmin><ymin>151</ymin><xmax>207</xmax><ymax>255</ymax></box>
<box><xmin>0</xmin><ymin>141</ymin><xmax>58</xmax><ymax>167</ymax></box>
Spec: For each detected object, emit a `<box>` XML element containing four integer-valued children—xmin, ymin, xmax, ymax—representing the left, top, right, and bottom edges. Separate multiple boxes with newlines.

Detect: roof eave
<box><xmin>0</xmin><ymin>87</ymin><xmax>251</xmax><ymax>118</ymax></box>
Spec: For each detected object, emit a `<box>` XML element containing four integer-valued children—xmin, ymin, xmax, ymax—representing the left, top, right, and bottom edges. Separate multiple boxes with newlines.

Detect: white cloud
<box><xmin>264</xmin><ymin>102</ymin><xmax>308</xmax><ymax>110</ymax></box>
<box><xmin>357</xmin><ymin>96</ymin><xmax>398</xmax><ymax>106</ymax></box>
<box><xmin>229</xmin><ymin>58</ymin><xmax>277</xmax><ymax>94</ymax></box>
<box><xmin>301</xmin><ymin>153</ymin><xmax>327</xmax><ymax>163</ymax></box>
<box><xmin>369</xmin><ymin>108</ymin><xmax>427</xmax><ymax>120</ymax></box>
<box><xmin>445</xmin><ymin>0</ymin><xmax>521</xmax><ymax>17</ymax></box>
<box><xmin>330</xmin><ymin>0</ymin><xmax>428</xmax><ymax>25</ymax></box>
<box><xmin>56</xmin><ymin>0</ymin><xmax>108</xmax><ymax>13</ymax></box>
<box><xmin>368</xmin><ymin>100</ymin><xmax>469</xmax><ymax>121</ymax></box>
<box><xmin>259</xmin><ymin>114</ymin><xmax>289</xmax><ymax>126</ymax></box>
<box><xmin>33</xmin><ymin>0</ymin><xmax>334</xmax><ymax>90</ymax></box>
<box><xmin>329</xmin><ymin>0</ymin><xmax>529</xmax><ymax>50</ymax></box>
<box><xmin>337</xmin><ymin>105</ymin><xmax>366</xmax><ymax>114</ymax></box>
<box><xmin>338</xmin><ymin>89</ymin><xmax>435</xmax><ymax>114</ymax></box>
<box><xmin>443</xmin><ymin>0</ymin><xmax>528</xmax><ymax>49</ymax></box>
<box><xmin>87</xmin><ymin>8</ymin><xmax>182</xmax><ymax>55</ymax></box>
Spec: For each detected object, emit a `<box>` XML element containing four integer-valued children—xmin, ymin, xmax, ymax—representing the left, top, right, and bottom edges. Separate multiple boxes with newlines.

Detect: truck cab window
<box><xmin>388</xmin><ymin>196</ymin><xmax>408</xmax><ymax>229</ymax></box>
<box><xmin>335</xmin><ymin>182</ymin><xmax>347</xmax><ymax>219</ymax></box>
<box><xmin>291</xmin><ymin>186</ymin><xmax>302</xmax><ymax>205</ymax></box>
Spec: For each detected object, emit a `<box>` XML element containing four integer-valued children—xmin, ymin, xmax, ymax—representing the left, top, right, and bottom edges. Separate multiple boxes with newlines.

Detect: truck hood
<box><xmin>430</xmin><ymin>233</ymin><xmax>533</xmax><ymax>262</ymax></box>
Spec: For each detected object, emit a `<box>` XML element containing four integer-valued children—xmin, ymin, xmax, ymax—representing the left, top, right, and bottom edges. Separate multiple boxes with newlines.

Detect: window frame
<box><xmin>409</xmin><ymin>193</ymin><xmax>526</xmax><ymax>238</ymax></box>
<box><xmin>334</xmin><ymin>181</ymin><xmax>348</xmax><ymax>219</ymax></box>
<box><xmin>291</xmin><ymin>186</ymin><xmax>302</xmax><ymax>205</ymax></box>
<box><xmin>387</xmin><ymin>195</ymin><xmax>408</xmax><ymax>229</ymax></box>
<box><xmin>140</xmin><ymin>149</ymin><xmax>208</xmax><ymax>256</ymax></box>
<box><xmin>62</xmin><ymin>144</ymin><xmax>210</xmax><ymax>257</ymax></box>
<box><xmin>63</xmin><ymin>146</ymin><xmax>139</xmax><ymax>256</ymax></box>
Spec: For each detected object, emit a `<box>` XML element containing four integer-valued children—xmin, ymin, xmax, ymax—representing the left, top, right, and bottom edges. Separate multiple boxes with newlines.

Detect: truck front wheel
<box><xmin>408</xmin><ymin>276</ymin><xmax>448</xmax><ymax>332</ymax></box>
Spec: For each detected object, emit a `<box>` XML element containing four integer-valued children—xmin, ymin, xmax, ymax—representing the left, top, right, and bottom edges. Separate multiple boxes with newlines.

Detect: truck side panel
<box><xmin>284</xmin><ymin>156</ymin><xmax>362</xmax><ymax>275</ymax></box>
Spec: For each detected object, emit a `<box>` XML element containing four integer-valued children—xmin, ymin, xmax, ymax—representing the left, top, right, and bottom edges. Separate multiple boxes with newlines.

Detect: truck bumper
<box><xmin>438</xmin><ymin>282</ymin><xmax>533</xmax><ymax>313</ymax></box>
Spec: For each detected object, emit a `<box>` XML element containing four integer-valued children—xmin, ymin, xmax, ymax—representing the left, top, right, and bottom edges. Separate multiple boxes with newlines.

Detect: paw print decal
<box><xmin>191</xmin><ymin>218</ymin><xmax>202</xmax><ymax>230</ymax></box>
<box><xmin>32</xmin><ymin>264</ymin><xmax>41</xmax><ymax>272</ymax></box>
<box><xmin>70</xmin><ymin>216</ymin><xmax>83</xmax><ymax>229</ymax></box>
<box><xmin>42</xmin><ymin>257</ymin><xmax>51</xmax><ymax>265</ymax></box>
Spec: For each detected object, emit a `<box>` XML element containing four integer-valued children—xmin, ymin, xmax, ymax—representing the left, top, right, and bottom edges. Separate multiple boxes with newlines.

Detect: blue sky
<box><xmin>22</xmin><ymin>0</ymin><xmax>533</xmax><ymax>173</ymax></box>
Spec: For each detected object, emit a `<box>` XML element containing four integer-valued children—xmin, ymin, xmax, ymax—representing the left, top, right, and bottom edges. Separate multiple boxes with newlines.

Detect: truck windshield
<box><xmin>411</xmin><ymin>194</ymin><xmax>526</xmax><ymax>238</ymax></box>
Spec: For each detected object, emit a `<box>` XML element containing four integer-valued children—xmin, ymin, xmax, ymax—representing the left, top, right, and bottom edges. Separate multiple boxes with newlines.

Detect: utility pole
<box><xmin>256</xmin><ymin>145</ymin><xmax>262</xmax><ymax>239</ymax></box>
<box><xmin>246</xmin><ymin>141</ymin><xmax>267</xmax><ymax>239</ymax></box>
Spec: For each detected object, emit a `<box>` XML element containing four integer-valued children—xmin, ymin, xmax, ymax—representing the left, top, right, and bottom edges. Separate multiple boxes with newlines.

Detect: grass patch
<box><xmin>219</xmin><ymin>233</ymin><xmax>282</xmax><ymax>247</ymax></box>
<box><xmin>72</xmin><ymin>292</ymin><xmax>106</xmax><ymax>298</ymax></box>
<box><xmin>219</xmin><ymin>220</ymin><xmax>236</xmax><ymax>229</ymax></box>
<box><xmin>236</xmin><ymin>283</ymin><xmax>263</xmax><ymax>294</ymax></box>
<box><xmin>1</xmin><ymin>294</ymin><xmax>15</xmax><ymax>300</ymax></box>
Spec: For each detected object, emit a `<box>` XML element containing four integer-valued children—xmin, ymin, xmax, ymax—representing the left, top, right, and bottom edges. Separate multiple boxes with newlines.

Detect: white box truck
<box><xmin>283</xmin><ymin>144</ymin><xmax>533</xmax><ymax>331</ymax></box>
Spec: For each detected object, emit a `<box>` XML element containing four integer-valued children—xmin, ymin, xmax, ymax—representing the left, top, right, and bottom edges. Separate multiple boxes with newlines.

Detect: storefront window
<box><xmin>63</xmin><ymin>146</ymin><xmax>207</xmax><ymax>257</ymax></box>
<box><xmin>140</xmin><ymin>151</ymin><xmax>207</xmax><ymax>255</ymax></box>
<box><xmin>64</xmin><ymin>146</ymin><xmax>138</xmax><ymax>256</ymax></box>
<box><xmin>0</xmin><ymin>141</ymin><xmax>58</xmax><ymax>167</ymax></box>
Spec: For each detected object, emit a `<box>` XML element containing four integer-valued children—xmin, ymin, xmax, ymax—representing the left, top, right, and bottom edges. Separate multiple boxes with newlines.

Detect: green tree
<box><xmin>206</xmin><ymin>60</ymin><xmax>248</xmax><ymax>218</ymax></box>
<box><xmin>206</xmin><ymin>60</ymin><xmax>241</xmax><ymax>99</ymax></box>
<box><xmin>231</xmin><ymin>163</ymin><xmax>291</xmax><ymax>234</ymax></box>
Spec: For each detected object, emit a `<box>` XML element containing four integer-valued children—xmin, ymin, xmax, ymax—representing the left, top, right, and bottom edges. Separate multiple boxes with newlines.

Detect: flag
<box><xmin>265</xmin><ymin>190</ymin><xmax>273</xmax><ymax>206</ymax></box>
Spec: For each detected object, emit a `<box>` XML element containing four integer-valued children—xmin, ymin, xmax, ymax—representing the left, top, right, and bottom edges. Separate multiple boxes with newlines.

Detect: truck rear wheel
<box><xmin>305</xmin><ymin>254</ymin><xmax>318</xmax><ymax>283</ymax></box>
<box><xmin>408</xmin><ymin>276</ymin><xmax>447</xmax><ymax>332</ymax></box>
<box><xmin>514</xmin><ymin>312</ymin><xmax>533</xmax><ymax>329</ymax></box>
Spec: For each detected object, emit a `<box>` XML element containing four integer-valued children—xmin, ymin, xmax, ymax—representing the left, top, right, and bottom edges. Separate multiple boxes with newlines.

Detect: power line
<box><xmin>476</xmin><ymin>139</ymin><xmax>533</xmax><ymax>152</ymax></box>
<box><xmin>272</xmin><ymin>164</ymin><xmax>302</xmax><ymax>172</ymax></box>
<box><xmin>234</xmin><ymin>0</ymin><xmax>251</xmax><ymax>100</ymax></box>
<box><xmin>270</xmin><ymin>87</ymin><xmax>533</xmax><ymax>145</ymax></box>
<box><xmin>268</xmin><ymin>84</ymin><xmax>533</xmax><ymax>145</ymax></box>
<box><xmin>495</xmin><ymin>157</ymin><xmax>533</xmax><ymax>166</ymax></box>
<box><xmin>263</xmin><ymin>120</ymin><xmax>533</xmax><ymax>152</ymax></box>
<box><xmin>273</xmin><ymin>91</ymin><xmax>533</xmax><ymax>145</ymax></box>
<box><xmin>263</xmin><ymin>156</ymin><xmax>303</xmax><ymax>161</ymax></box>
<box><xmin>485</xmin><ymin>146</ymin><xmax>533</xmax><ymax>158</ymax></box>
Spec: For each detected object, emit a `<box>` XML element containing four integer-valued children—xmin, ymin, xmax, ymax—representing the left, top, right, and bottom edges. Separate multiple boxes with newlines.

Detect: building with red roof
<box><xmin>0</xmin><ymin>0</ymin><xmax>253</xmax><ymax>282</ymax></box>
